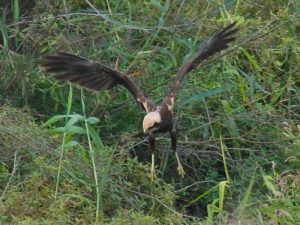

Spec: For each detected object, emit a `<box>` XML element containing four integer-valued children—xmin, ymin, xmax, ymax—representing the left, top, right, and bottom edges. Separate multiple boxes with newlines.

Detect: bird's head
<box><xmin>143</xmin><ymin>111</ymin><xmax>161</xmax><ymax>134</ymax></box>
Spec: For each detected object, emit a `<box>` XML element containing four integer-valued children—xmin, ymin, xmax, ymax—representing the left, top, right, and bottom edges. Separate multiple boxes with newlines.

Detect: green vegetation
<box><xmin>1</xmin><ymin>0</ymin><xmax>300</xmax><ymax>224</ymax></box>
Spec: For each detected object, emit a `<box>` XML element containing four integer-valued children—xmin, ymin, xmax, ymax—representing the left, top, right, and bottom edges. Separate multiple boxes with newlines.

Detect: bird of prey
<box><xmin>40</xmin><ymin>22</ymin><xmax>238</xmax><ymax>179</ymax></box>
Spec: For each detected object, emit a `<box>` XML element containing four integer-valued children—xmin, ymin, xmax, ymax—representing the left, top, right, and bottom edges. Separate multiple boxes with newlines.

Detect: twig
<box><xmin>123</xmin><ymin>186</ymin><xmax>198</xmax><ymax>220</ymax></box>
<box><xmin>0</xmin><ymin>44</ymin><xmax>20</xmax><ymax>56</ymax></box>
<box><xmin>203</xmin><ymin>98</ymin><xmax>216</xmax><ymax>140</ymax></box>
<box><xmin>175</xmin><ymin>180</ymin><xmax>216</xmax><ymax>193</ymax></box>
<box><xmin>0</xmin><ymin>151</ymin><xmax>20</xmax><ymax>202</ymax></box>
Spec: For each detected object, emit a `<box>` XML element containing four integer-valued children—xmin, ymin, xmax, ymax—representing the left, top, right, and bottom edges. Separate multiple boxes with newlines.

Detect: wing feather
<box><xmin>167</xmin><ymin>22</ymin><xmax>238</xmax><ymax>102</ymax></box>
<box><xmin>40</xmin><ymin>52</ymin><xmax>154</xmax><ymax>113</ymax></box>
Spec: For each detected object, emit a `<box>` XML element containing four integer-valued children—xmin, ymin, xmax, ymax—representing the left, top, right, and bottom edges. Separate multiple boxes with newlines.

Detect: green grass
<box><xmin>1</xmin><ymin>0</ymin><xmax>300</xmax><ymax>224</ymax></box>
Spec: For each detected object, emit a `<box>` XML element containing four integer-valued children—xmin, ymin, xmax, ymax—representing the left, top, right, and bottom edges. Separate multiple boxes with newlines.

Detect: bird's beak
<box><xmin>143</xmin><ymin>128</ymin><xmax>148</xmax><ymax>134</ymax></box>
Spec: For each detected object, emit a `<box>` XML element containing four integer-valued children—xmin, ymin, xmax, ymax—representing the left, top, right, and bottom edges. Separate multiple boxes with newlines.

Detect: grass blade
<box><xmin>220</xmin><ymin>134</ymin><xmax>231</xmax><ymax>182</ymax></box>
<box><xmin>238</xmin><ymin>168</ymin><xmax>257</xmax><ymax>217</ymax></box>
<box><xmin>55</xmin><ymin>85</ymin><xmax>73</xmax><ymax>199</ymax></box>
<box><xmin>218</xmin><ymin>180</ymin><xmax>228</xmax><ymax>211</ymax></box>
<box><xmin>80</xmin><ymin>88</ymin><xmax>101</xmax><ymax>223</ymax></box>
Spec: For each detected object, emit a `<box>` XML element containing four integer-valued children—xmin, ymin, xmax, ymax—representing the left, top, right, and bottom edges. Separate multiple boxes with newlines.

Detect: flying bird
<box><xmin>40</xmin><ymin>22</ymin><xmax>238</xmax><ymax>179</ymax></box>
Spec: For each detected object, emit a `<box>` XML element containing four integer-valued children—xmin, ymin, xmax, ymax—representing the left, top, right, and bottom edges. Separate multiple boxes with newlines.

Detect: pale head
<box><xmin>143</xmin><ymin>111</ymin><xmax>161</xmax><ymax>134</ymax></box>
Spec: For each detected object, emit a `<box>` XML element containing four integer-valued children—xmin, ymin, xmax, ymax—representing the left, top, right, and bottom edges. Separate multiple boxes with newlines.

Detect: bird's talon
<box><xmin>149</xmin><ymin>154</ymin><xmax>156</xmax><ymax>181</ymax></box>
<box><xmin>149</xmin><ymin>169</ymin><xmax>156</xmax><ymax>181</ymax></box>
<box><xmin>175</xmin><ymin>152</ymin><xmax>185</xmax><ymax>177</ymax></box>
<box><xmin>177</xmin><ymin>163</ymin><xmax>185</xmax><ymax>178</ymax></box>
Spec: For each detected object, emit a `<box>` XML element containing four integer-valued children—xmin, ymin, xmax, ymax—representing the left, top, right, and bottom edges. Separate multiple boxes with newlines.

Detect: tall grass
<box><xmin>0</xmin><ymin>0</ymin><xmax>299</xmax><ymax>224</ymax></box>
<box><xmin>54</xmin><ymin>85</ymin><xmax>73</xmax><ymax>199</ymax></box>
<box><xmin>43</xmin><ymin>86</ymin><xmax>109</xmax><ymax>222</ymax></box>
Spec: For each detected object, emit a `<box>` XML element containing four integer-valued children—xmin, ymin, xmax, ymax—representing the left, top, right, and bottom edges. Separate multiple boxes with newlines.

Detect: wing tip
<box><xmin>218</xmin><ymin>21</ymin><xmax>239</xmax><ymax>37</ymax></box>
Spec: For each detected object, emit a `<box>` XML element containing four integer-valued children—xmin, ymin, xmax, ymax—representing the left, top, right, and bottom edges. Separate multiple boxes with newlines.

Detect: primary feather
<box><xmin>167</xmin><ymin>22</ymin><xmax>238</xmax><ymax>99</ymax></box>
<box><xmin>40</xmin><ymin>52</ymin><xmax>154</xmax><ymax>112</ymax></box>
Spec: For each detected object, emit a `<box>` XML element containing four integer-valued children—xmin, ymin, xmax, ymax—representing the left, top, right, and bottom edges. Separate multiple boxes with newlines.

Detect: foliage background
<box><xmin>0</xmin><ymin>0</ymin><xmax>300</xmax><ymax>224</ymax></box>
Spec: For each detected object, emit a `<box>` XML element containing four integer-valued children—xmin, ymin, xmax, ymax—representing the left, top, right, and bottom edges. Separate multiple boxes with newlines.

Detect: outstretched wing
<box><xmin>40</xmin><ymin>52</ymin><xmax>154</xmax><ymax>113</ymax></box>
<box><xmin>165</xmin><ymin>22</ymin><xmax>238</xmax><ymax>109</ymax></box>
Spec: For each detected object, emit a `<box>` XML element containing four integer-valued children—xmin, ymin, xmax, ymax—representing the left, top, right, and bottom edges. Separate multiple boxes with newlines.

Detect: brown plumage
<box><xmin>40</xmin><ymin>22</ymin><xmax>238</xmax><ymax>179</ymax></box>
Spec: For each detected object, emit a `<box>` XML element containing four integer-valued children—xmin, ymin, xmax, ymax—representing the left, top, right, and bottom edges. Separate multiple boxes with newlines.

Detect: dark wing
<box><xmin>40</xmin><ymin>52</ymin><xmax>154</xmax><ymax>113</ymax></box>
<box><xmin>164</xmin><ymin>22</ymin><xmax>238</xmax><ymax>109</ymax></box>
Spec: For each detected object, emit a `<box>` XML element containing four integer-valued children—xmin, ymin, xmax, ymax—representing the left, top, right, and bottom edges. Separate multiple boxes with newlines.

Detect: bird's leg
<box><xmin>149</xmin><ymin>134</ymin><xmax>156</xmax><ymax>181</ymax></box>
<box><xmin>170</xmin><ymin>128</ymin><xmax>185</xmax><ymax>177</ymax></box>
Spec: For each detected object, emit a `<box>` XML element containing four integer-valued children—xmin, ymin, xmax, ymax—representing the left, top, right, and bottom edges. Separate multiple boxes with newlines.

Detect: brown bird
<box><xmin>40</xmin><ymin>22</ymin><xmax>238</xmax><ymax>179</ymax></box>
